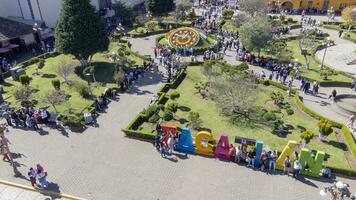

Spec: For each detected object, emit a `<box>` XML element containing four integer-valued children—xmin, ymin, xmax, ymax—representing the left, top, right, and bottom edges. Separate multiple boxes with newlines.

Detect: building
<box><xmin>267</xmin><ymin>0</ymin><xmax>356</xmax><ymax>12</ymax></box>
<box><xmin>0</xmin><ymin>0</ymin><xmax>144</xmax><ymax>28</ymax></box>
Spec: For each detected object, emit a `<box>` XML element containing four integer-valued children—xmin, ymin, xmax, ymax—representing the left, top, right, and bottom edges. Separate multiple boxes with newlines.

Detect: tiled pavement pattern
<box><xmin>0</xmin><ymin>21</ymin><xmax>355</xmax><ymax>200</ymax></box>
<box><xmin>0</xmin><ymin>183</ymin><xmax>63</xmax><ymax>200</ymax></box>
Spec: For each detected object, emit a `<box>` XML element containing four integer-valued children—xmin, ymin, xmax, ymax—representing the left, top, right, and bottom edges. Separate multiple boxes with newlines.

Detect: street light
<box><xmin>320</xmin><ymin>37</ymin><xmax>332</xmax><ymax>70</ymax></box>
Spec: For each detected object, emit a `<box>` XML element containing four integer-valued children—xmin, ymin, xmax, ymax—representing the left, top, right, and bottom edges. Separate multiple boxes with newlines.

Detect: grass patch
<box><xmin>139</xmin><ymin>66</ymin><xmax>351</xmax><ymax>169</ymax></box>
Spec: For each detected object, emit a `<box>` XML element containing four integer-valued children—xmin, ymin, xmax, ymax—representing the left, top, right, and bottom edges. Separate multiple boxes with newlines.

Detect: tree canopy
<box><xmin>239</xmin><ymin>17</ymin><xmax>272</xmax><ymax>54</ymax></box>
<box><xmin>144</xmin><ymin>0</ymin><xmax>175</xmax><ymax>16</ymax></box>
<box><xmin>55</xmin><ymin>0</ymin><xmax>109</xmax><ymax>61</ymax></box>
<box><xmin>238</xmin><ymin>0</ymin><xmax>267</xmax><ymax>17</ymax></box>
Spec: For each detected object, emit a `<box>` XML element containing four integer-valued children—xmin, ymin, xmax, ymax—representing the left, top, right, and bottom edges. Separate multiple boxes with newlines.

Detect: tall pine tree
<box><xmin>55</xmin><ymin>0</ymin><xmax>109</xmax><ymax>61</ymax></box>
<box><xmin>145</xmin><ymin>0</ymin><xmax>175</xmax><ymax>17</ymax></box>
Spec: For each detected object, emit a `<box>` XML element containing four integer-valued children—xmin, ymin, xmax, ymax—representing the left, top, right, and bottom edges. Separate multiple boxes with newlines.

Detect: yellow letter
<box><xmin>195</xmin><ymin>131</ymin><xmax>215</xmax><ymax>157</ymax></box>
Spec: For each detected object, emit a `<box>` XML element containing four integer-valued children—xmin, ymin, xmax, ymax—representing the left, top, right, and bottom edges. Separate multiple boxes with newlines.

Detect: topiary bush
<box><xmin>286</xmin><ymin>108</ymin><xmax>294</xmax><ymax>115</ymax></box>
<box><xmin>169</xmin><ymin>90</ymin><xmax>180</xmax><ymax>100</ymax></box>
<box><xmin>263</xmin><ymin>111</ymin><xmax>277</xmax><ymax>122</ymax></box>
<box><xmin>148</xmin><ymin>113</ymin><xmax>161</xmax><ymax>123</ymax></box>
<box><xmin>318</xmin><ymin>119</ymin><xmax>333</xmax><ymax>139</ymax></box>
<box><xmin>19</xmin><ymin>74</ymin><xmax>30</xmax><ymax>85</ymax></box>
<box><xmin>143</xmin><ymin>104</ymin><xmax>162</xmax><ymax>118</ymax></box>
<box><xmin>163</xmin><ymin>110</ymin><xmax>173</xmax><ymax>121</ymax></box>
<box><xmin>51</xmin><ymin>79</ymin><xmax>61</xmax><ymax>90</ymax></box>
<box><xmin>300</xmin><ymin>130</ymin><xmax>314</xmax><ymax>143</ymax></box>
<box><xmin>166</xmin><ymin>102</ymin><xmax>178</xmax><ymax>112</ymax></box>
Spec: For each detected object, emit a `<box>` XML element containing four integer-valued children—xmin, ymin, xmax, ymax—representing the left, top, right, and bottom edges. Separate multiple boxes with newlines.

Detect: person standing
<box><xmin>347</xmin><ymin>114</ymin><xmax>355</xmax><ymax>128</ymax></box>
<box><xmin>269</xmin><ymin>151</ymin><xmax>278</xmax><ymax>172</ymax></box>
<box><xmin>283</xmin><ymin>156</ymin><xmax>292</xmax><ymax>175</ymax></box>
<box><xmin>0</xmin><ymin>134</ymin><xmax>10</xmax><ymax>162</ymax></box>
<box><xmin>28</xmin><ymin>168</ymin><xmax>37</xmax><ymax>187</ymax></box>
<box><xmin>2</xmin><ymin>110</ymin><xmax>12</xmax><ymax>126</ymax></box>
<box><xmin>36</xmin><ymin>164</ymin><xmax>48</xmax><ymax>189</ymax></box>
<box><xmin>339</xmin><ymin>30</ymin><xmax>343</xmax><ymax>38</ymax></box>
<box><xmin>293</xmin><ymin>160</ymin><xmax>301</xmax><ymax>178</ymax></box>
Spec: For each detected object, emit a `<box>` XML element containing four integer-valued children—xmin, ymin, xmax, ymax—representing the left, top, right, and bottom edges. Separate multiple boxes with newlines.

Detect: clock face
<box><xmin>167</xmin><ymin>27</ymin><xmax>200</xmax><ymax>48</ymax></box>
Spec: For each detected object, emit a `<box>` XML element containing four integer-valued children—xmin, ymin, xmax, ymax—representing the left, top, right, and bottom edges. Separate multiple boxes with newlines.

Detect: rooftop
<box><xmin>0</xmin><ymin>17</ymin><xmax>34</xmax><ymax>42</ymax></box>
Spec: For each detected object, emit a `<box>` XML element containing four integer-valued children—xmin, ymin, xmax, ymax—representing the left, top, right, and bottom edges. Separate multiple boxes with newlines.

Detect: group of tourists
<box><xmin>154</xmin><ymin>46</ymin><xmax>184</xmax><ymax>82</ymax></box>
<box><xmin>28</xmin><ymin>164</ymin><xmax>48</xmax><ymax>189</ymax></box>
<box><xmin>2</xmin><ymin>106</ymin><xmax>51</xmax><ymax>130</ymax></box>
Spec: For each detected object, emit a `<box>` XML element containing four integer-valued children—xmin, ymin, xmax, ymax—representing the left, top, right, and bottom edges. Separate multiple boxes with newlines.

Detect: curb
<box><xmin>0</xmin><ymin>179</ymin><xmax>86</xmax><ymax>200</ymax></box>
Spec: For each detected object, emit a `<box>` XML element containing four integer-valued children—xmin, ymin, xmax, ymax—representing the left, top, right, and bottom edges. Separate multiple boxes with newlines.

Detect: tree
<box><xmin>112</xmin><ymin>2</ymin><xmax>134</xmax><ymax>26</ymax></box>
<box><xmin>239</xmin><ymin>17</ymin><xmax>272</xmax><ymax>55</ymax></box>
<box><xmin>13</xmin><ymin>85</ymin><xmax>32</xmax><ymax>103</ymax></box>
<box><xmin>176</xmin><ymin>0</ymin><xmax>193</xmax><ymax>20</ymax></box>
<box><xmin>264</xmin><ymin>40</ymin><xmax>292</xmax><ymax>62</ymax></box>
<box><xmin>317</xmin><ymin>120</ymin><xmax>333</xmax><ymax>140</ymax></box>
<box><xmin>238</xmin><ymin>0</ymin><xmax>267</xmax><ymax>17</ymax></box>
<box><xmin>222</xmin><ymin>9</ymin><xmax>234</xmax><ymax>20</ymax></box>
<box><xmin>209</xmin><ymin>74</ymin><xmax>256</xmax><ymax>118</ymax></box>
<box><xmin>55</xmin><ymin>0</ymin><xmax>109</xmax><ymax>62</ymax></box>
<box><xmin>113</xmin><ymin>70</ymin><xmax>125</xmax><ymax>86</ymax></box>
<box><xmin>43</xmin><ymin>90</ymin><xmax>67</xmax><ymax>112</ymax></box>
<box><xmin>145</xmin><ymin>0</ymin><xmax>175</xmax><ymax>17</ymax></box>
<box><xmin>54</xmin><ymin>58</ymin><xmax>76</xmax><ymax>84</ymax></box>
<box><xmin>36</xmin><ymin>59</ymin><xmax>45</xmax><ymax>75</ymax></box>
<box><xmin>342</xmin><ymin>6</ymin><xmax>356</xmax><ymax>32</ymax></box>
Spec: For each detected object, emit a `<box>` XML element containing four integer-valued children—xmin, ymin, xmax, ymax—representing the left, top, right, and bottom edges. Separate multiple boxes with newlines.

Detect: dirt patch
<box><xmin>265</xmin><ymin>100</ymin><xmax>280</xmax><ymax>111</ymax></box>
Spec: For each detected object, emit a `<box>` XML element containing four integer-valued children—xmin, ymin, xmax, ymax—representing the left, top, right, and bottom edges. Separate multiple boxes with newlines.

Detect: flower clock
<box><xmin>167</xmin><ymin>27</ymin><xmax>200</xmax><ymax>48</ymax></box>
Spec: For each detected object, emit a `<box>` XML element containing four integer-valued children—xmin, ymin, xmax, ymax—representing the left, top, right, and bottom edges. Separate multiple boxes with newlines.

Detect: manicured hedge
<box><xmin>344</xmin><ymin>34</ymin><xmax>356</xmax><ymax>43</ymax></box>
<box><xmin>328</xmin><ymin>165</ymin><xmax>356</xmax><ymax>177</ymax></box>
<box><xmin>295</xmin><ymin>93</ymin><xmax>356</xmax><ymax>158</ymax></box>
<box><xmin>3</xmin><ymin>52</ymin><xmax>60</xmax><ymax>79</ymax></box>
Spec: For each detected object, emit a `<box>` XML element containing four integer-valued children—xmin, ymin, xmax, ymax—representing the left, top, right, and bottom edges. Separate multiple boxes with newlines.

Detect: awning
<box><xmin>0</xmin><ymin>47</ymin><xmax>11</xmax><ymax>53</ymax></box>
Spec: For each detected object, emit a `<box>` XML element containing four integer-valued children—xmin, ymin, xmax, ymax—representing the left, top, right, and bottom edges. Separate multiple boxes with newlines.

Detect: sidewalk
<box><xmin>0</xmin><ymin>182</ymin><xmax>64</xmax><ymax>200</ymax></box>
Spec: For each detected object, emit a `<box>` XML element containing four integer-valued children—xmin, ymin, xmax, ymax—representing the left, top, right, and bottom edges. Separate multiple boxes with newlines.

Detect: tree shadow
<box><xmin>178</xmin><ymin>118</ymin><xmax>189</xmax><ymax>124</ymax></box>
<box><xmin>178</xmin><ymin>106</ymin><xmax>191</xmax><ymax>112</ymax></box>
<box><xmin>41</xmin><ymin>73</ymin><xmax>57</xmax><ymax>79</ymax></box>
<box><xmin>328</xmin><ymin>140</ymin><xmax>348</xmax><ymax>151</ymax></box>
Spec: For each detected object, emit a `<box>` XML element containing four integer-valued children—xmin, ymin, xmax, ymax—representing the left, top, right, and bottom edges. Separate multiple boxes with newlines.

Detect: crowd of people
<box><xmin>2</xmin><ymin>106</ymin><xmax>52</xmax><ymax>130</ymax></box>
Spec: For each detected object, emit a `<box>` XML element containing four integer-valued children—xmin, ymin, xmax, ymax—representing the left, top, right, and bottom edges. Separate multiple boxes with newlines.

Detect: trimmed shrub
<box><xmin>19</xmin><ymin>74</ymin><xmax>30</xmax><ymax>85</ymax></box>
<box><xmin>286</xmin><ymin>108</ymin><xmax>294</xmax><ymax>115</ymax></box>
<box><xmin>318</xmin><ymin>119</ymin><xmax>333</xmax><ymax>137</ymax></box>
<box><xmin>222</xmin><ymin>9</ymin><xmax>234</xmax><ymax>20</ymax></box>
<box><xmin>263</xmin><ymin>112</ymin><xmax>277</xmax><ymax>121</ymax></box>
<box><xmin>148</xmin><ymin>113</ymin><xmax>161</xmax><ymax>123</ymax></box>
<box><xmin>143</xmin><ymin>104</ymin><xmax>162</xmax><ymax>118</ymax></box>
<box><xmin>169</xmin><ymin>90</ymin><xmax>180</xmax><ymax>100</ymax></box>
<box><xmin>163</xmin><ymin>110</ymin><xmax>173</xmax><ymax>121</ymax></box>
<box><xmin>188</xmin><ymin>111</ymin><xmax>202</xmax><ymax>130</ymax></box>
<box><xmin>166</xmin><ymin>102</ymin><xmax>178</xmax><ymax>112</ymax></box>
<box><xmin>300</xmin><ymin>130</ymin><xmax>314</xmax><ymax>143</ymax></box>
<box><xmin>51</xmin><ymin>79</ymin><xmax>61</xmax><ymax>90</ymax></box>
<box><xmin>75</xmin><ymin>83</ymin><xmax>92</xmax><ymax>99</ymax></box>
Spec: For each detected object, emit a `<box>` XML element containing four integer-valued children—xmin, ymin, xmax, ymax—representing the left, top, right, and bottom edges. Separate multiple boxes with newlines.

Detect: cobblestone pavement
<box><xmin>0</xmin><ymin>183</ymin><xmax>62</xmax><ymax>200</ymax></box>
<box><xmin>0</xmin><ymin>32</ymin><xmax>355</xmax><ymax>200</ymax></box>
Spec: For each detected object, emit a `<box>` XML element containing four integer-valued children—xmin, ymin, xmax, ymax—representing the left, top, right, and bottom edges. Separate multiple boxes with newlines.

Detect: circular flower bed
<box><xmin>166</xmin><ymin>27</ymin><xmax>200</xmax><ymax>48</ymax></box>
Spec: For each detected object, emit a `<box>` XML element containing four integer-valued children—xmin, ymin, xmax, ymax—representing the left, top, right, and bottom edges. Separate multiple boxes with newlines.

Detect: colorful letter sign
<box><xmin>176</xmin><ymin>128</ymin><xmax>195</xmax><ymax>154</ymax></box>
<box><xmin>214</xmin><ymin>133</ymin><xmax>230</xmax><ymax>160</ymax></box>
<box><xmin>195</xmin><ymin>131</ymin><xmax>215</xmax><ymax>156</ymax></box>
<box><xmin>276</xmin><ymin>140</ymin><xmax>298</xmax><ymax>170</ymax></box>
<box><xmin>299</xmin><ymin>148</ymin><xmax>325</xmax><ymax>177</ymax></box>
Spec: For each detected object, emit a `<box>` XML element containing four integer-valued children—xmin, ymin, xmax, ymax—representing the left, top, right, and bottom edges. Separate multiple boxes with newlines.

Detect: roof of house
<box><xmin>0</xmin><ymin>17</ymin><xmax>34</xmax><ymax>42</ymax></box>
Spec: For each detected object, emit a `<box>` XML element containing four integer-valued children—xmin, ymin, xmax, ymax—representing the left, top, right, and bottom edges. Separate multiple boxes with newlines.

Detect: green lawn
<box><xmin>139</xmin><ymin>66</ymin><xmax>350</xmax><ymax>169</ymax></box>
<box><xmin>2</xmin><ymin>42</ymin><xmax>144</xmax><ymax>116</ymax></box>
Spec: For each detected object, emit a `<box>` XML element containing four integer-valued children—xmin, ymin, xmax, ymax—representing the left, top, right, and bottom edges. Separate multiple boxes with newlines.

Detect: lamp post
<box><xmin>320</xmin><ymin>37</ymin><xmax>331</xmax><ymax>70</ymax></box>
